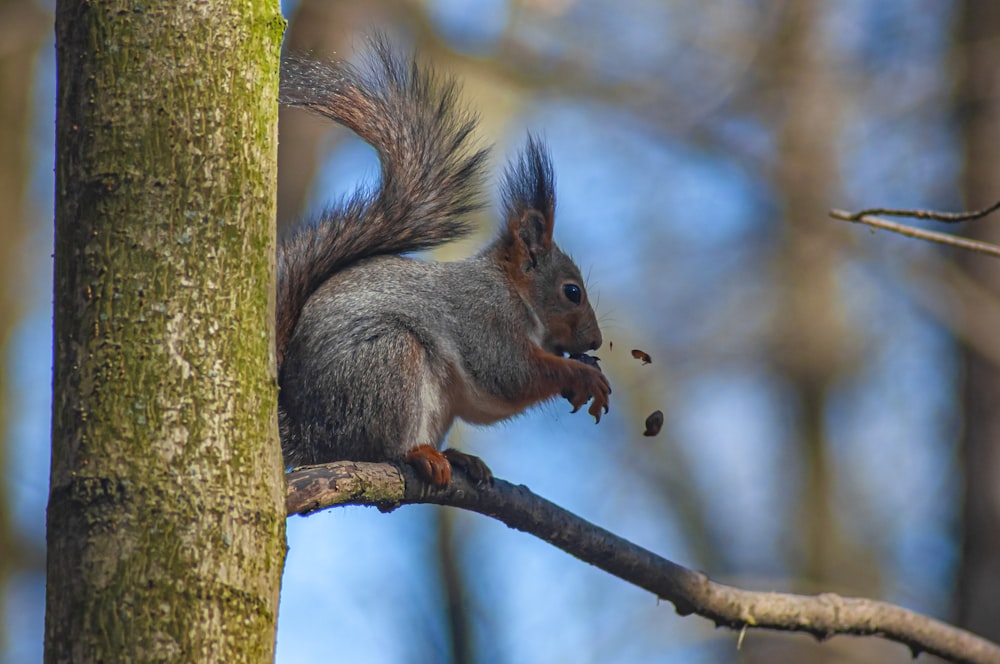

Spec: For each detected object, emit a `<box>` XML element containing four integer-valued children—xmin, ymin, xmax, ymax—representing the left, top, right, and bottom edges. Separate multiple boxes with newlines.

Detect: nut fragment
<box><xmin>643</xmin><ymin>410</ymin><xmax>664</xmax><ymax>437</ymax></box>
<box><xmin>569</xmin><ymin>353</ymin><xmax>602</xmax><ymax>372</ymax></box>
<box><xmin>631</xmin><ymin>349</ymin><xmax>652</xmax><ymax>365</ymax></box>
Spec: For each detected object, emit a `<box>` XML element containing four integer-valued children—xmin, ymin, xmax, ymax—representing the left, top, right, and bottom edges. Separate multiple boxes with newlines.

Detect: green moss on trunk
<box><xmin>47</xmin><ymin>2</ymin><xmax>286</xmax><ymax>661</ymax></box>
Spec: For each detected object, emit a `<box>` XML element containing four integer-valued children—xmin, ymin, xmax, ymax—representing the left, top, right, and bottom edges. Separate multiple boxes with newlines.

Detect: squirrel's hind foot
<box><xmin>404</xmin><ymin>445</ymin><xmax>494</xmax><ymax>488</ymax></box>
<box><xmin>406</xmin><ymin>445</ymin><xmax>452</xmax><ymax>487</ymax></box>
<box><xmin>443</xmin><ymin>448</ymin><xmax>494</xmax><ymax>486</ymax></box>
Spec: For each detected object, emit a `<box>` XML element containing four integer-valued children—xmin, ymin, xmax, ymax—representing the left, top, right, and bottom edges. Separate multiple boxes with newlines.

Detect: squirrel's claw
<box><xmin>588</xmin><ymin>398</ymin><xmax>608</xmax><ymax>424</ymax></box>
<box><xmin>562</xmin><ymin>365</ymin><xmax>611</xmax><ymax>423</ymax></box>
<box><xmin>562</xmin><ymin>388</ymin><xmax>583</xmax><ymax>413</ymax></box>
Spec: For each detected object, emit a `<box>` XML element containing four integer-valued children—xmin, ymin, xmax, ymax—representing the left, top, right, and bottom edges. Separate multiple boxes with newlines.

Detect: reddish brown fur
<box><xmin>406</xmin><ymin>445</ymin><xmax>452</xmax><ymax>487</ymax></box>
<box><xmin>497</xmin><ymin>213</ymin><xmax>545</xmax><ymax>291</ymax></box>
<box><xmin>502</xmin><ymin>345</ymin><xmax>611</xmax><ymax>421</ymax></box>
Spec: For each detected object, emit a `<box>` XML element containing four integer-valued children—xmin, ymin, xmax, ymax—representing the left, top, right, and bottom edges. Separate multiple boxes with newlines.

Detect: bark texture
<box><xmin>47</xmin><ymin>2</ymin><xmax>286</xmax><ymax>662</ymax></box>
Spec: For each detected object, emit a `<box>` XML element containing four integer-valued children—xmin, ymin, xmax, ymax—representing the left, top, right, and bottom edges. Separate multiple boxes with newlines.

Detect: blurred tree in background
<box><xmin>0</xmin><ymin>0</ymin><xmax>50</xmax><ymax>658</ymax></box>
<box><xmin>955</xmin><ymin>0</ymin><xmax>1000</xmax><ymax>646</ymax></box>
<box><xmin>3</xmin><ymin>1</ymin><xmax>999</xmax><ymax>662</ymax></box>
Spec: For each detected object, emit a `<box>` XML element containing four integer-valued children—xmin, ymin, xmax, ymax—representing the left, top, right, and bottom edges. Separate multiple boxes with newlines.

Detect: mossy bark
<box><xmin>47</xmin><ymin>2</ymin><xmax>286</xmax><ymax>662</ymax></box>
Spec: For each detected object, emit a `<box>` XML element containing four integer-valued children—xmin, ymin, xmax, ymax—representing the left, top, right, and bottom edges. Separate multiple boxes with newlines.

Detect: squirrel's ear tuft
<box><xmin>496</xmin><ymin>136</ymin><xmax>555</xmax><ymax>276</ymax></box>
<box><xmin>500</xmin><ymin>135</ymin><xmax>555</xmax><ymax>238</ymax></box>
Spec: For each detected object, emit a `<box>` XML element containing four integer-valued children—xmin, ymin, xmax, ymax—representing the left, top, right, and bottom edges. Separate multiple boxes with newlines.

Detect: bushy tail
<box><xmin>277</xmin><ymin>38</ymin><xmax>490</xmax><ymax>366</ymax></box>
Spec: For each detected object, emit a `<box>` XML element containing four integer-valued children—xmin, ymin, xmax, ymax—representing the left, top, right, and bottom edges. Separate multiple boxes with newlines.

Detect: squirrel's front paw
<box><xmin>562</xmin><ymin>365</ymin><xmax>611</xmax><ymax>424</ymax></box>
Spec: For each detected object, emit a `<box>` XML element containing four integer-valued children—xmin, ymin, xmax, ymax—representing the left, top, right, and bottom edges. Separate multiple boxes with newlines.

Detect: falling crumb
<box><xmin>631</xmin><ymin>349</ymin><xmax>652</xmax><ymax>365</ymax></box>
<box><xmin>643</xmin><ymin>410</ymin><xmax>664</xmax><ymax>437</ymax></box>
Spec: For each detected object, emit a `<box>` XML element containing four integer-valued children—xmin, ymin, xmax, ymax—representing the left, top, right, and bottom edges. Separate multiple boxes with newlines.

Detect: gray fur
<box><xmin>277</xmin><ymin>40</ymin><xmax>604</xmax><ymax>470</ymax></box>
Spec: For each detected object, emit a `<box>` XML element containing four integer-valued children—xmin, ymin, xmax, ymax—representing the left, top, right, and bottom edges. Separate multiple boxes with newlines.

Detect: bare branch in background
<box><xmin>830</xmin><ymin>205</ymin><xmax>1000</xmax><ymax>259</ymax></box>
<box><xmin>287</xmin><ymin>462</ymin><xmax>1000</xmax><ymax>664</ymax></box>
<box><xmin>844</xmin><ymin>200</ymin><xmax>1000</xmax><ymax>224</ymax></box>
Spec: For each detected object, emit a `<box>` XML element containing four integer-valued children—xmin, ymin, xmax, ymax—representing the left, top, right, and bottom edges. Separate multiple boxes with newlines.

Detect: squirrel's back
<box><xmin>276</xmin><ymin>39</ymin><xmax>489</xmax><ymax>367</ymax></box>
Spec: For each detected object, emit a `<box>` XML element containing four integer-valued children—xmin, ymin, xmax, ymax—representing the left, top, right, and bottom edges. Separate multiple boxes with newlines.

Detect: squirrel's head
<box><xmin>494</xmin><ymin>136</ymin><xmax>602</xmax><ymax>356</ymax></box>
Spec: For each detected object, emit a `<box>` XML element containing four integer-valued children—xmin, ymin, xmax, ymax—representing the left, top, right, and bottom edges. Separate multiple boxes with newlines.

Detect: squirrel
<box><xmin>276</xmin><ymin>39</ymin><xmax>610</xmax><ymax>488</ymax></box>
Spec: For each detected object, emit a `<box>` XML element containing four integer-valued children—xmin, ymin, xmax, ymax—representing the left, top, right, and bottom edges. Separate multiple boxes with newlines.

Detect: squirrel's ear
<box><xmin>505</xmin><ymin>209</ymin><xmax>553</xmax><ymax>271</ymax></box>
<box><xmin>499</xmin><ymin>135</ymin><xmax>556</xmax><ymax>273</ymax></box>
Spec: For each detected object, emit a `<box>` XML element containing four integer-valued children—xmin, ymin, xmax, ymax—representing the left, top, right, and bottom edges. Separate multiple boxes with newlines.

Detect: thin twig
<box><xmin>829</xmin><ymin>209</ymin><xmax>1000</xmax><ymax>259</ymax></box>
<box><xmin>287</xmin><ymin>461</ymin><xmax>1000</xmax><ymax>664</ymax></box>
<box><xmin>846</xmin><ymin>199</ymin><xmax>1000</xmax><ymax>223</ymax></box>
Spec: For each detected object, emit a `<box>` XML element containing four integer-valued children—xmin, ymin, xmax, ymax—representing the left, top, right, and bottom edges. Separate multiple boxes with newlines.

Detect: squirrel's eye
<box><xmin>563</xmin><ymin>283</ymin><xmax>582</xmax><ymax>305</ymax></box>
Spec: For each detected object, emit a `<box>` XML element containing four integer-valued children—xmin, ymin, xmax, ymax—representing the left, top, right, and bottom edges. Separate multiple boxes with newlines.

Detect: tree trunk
<box><xmin>955</xmin><ymin>0</ymin><xmax>1000</xmax><ymax>643</ymax></box>
<box><xmin>46</xmin><ymin>2</ymin><xmax>286</xmax><ymax>662</ymax></box>
<box><xmin>765</xmin><ymin>1</ymin><xmax>852</xmax><ymax>587</ymax></box>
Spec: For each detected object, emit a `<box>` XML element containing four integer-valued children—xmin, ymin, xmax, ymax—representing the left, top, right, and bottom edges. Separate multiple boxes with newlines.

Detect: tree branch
<box><xmin>287</xmin><ymin>462</ymin><xmax>1000</xmax><ymax>664</ymax></box>
<box><xmin>842</xmin><ymin>200</ymin><xmax>1000</xmax><ymax>224</ymax></box>
<box><xmin>829</xmin><ymin>208</ymin><xmax>1000</xmax><ymax>258</ymax></box>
